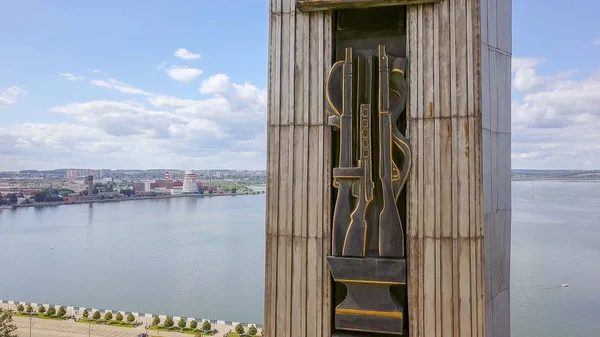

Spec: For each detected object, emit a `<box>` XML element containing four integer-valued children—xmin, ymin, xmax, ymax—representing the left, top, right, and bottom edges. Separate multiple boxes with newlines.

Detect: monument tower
<box><xmin>265</xmin><ymin>1</ymin><xmax>511</xmax><ymax>336</ymax></box>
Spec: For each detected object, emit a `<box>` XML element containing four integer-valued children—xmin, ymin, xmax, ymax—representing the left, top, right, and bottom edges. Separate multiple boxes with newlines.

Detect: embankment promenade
<box><xmin>1</xmin><ymin>300</ymin><xmax>263</xmax><ymax>337</ymax></box>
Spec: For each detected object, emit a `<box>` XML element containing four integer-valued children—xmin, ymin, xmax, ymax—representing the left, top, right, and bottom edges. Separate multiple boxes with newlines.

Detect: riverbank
<box><xmin>0</xmin><ymin>301</ymin><xmax>262</xmax><ymax>336</ymax></box>
<box><xmin>7</xmin><ymin>314</ymin><xmax>240</xmax><ymax>337</ymax></box>
<box><xmin>0</xmin><ymin>191</ymin><xmax>264</xmax><ymax>210</ymax></box>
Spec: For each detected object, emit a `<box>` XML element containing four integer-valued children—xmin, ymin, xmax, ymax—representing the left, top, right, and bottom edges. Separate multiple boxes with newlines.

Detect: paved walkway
<box><xmin>10</xmin><ymin>315</ymin><xmax>234</xmax><ymax>337</ymax></box>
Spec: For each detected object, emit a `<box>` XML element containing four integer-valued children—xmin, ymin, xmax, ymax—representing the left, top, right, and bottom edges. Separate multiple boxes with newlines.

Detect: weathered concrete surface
<box><xmin>481</xmin><ymin>0</ymin><xmax>512</xmax><ymax>337</ymax></box>
<box><xmin>265</xmin><ymin>0</ymin><xmax>511</xmax><ymax>336</ymax></box>
<box><xmin>265</xmin><ymin>1</ymin><xmax>333</xmax><ymax>337</ymax></box>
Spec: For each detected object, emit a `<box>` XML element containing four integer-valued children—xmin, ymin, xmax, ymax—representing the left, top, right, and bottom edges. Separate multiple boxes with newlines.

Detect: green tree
<box><xmin>189</xmin><ymin>320</ymin><xmax>198</xmax><ymax>329</ymax></box>
<box><xmin>57</xmin><ymin>306</ymin><xmax>66</xmax><ymax>317</ymax></box>
<box><xmin>38</xmin><ymin>305</ymin><xmax>46</xmax><ymax>314</ymax></box>
<box><xmin>235</xmin><ymin>323</ymin><xmax>245</xmax><ymax>335</ymax></box>
<box><xmin>202</xmin><ymin>320</ymin><xmax>212</xmax><ymax>331</ymax></box>
<box><xmin>0</xmin><ymin>309</ymin><xmax>18</xmax><ymax>337</ymax></box>
<box><xmin>47</xmin><ymin>306</ymin><xmax>56</xmax><ymax>316</ymax></box>
<box><xmin>26</xmin><ymin>304</ymin><xmax>33</xmax><ymax>314</ymax></box>
<box><xmin>152</xmin><ymin>316</ymin><xmax>160</xmax><ymax>326</ymax></box>
<box><xmin>178</xmin><ymin>318</ymin><xmax>186</xmax><ymax>328</ymax></box>
<box><xmin>92</xmin><ymin>311</ymin><xmax>101</xmax><ymax>320</ymax></box>
<box><xmin>163</xmin><ymin>316</ymin><xmax>174</xmax><ymax>328</ymax></box>
<box><xmin>126</xmin><ymin>313</ymin><xmax>135</xmax><ymax>323</ymax></box>
<box><xmin>104</xmin><ymin>312</ymin><xmax>113</xmax><ymax>321</ymax></box>
<box><xmin>16</xmin><ymin>304</ymin><xmax>24</xmax><ymax>313</ymax></box>
<box><xmin>248</xmin><ymin>325</ymin><xmax>258</xmax><ymax>336</ymax></box>
<box><xmin>116</xmin><ymin>312</ymin><xmax>123</xmax><ymax>322</ymax></box>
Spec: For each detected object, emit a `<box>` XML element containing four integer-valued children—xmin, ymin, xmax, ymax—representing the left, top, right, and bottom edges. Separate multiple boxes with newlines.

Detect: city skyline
<box><xmin>1</xmin><ymin>1</ymin><xmax>600</xmax><ymax>170</ymax></box>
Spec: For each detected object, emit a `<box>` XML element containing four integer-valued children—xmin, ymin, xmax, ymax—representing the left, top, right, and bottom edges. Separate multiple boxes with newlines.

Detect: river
<box><xmin>0</xmin><ymin>181</ymin><xmax>599</xmax><ymax>335</ymax></box>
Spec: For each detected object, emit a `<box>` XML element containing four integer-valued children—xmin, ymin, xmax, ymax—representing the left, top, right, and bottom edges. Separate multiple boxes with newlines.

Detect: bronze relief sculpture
<box><xmin>326</xmin><ymin>45</ymin><xmax>411</xmax><ymax>335</ymax></box>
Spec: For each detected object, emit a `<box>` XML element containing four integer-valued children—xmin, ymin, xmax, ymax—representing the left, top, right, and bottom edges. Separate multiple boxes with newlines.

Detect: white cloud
<box><xmin>591</xmin><ymin>37</ymin><xmax>600</xmax><ymax>45</ymax></box>
<box><xmin>0</xmin><ymin>73</ymin><xmax>267</xmax><ymax>170</ymax></box>
<box><xmin>90</xmin><ymin>79</ymin><xmax>152</xmax><ymax>96</ymax></box>
<box><xmin>165</xmin><ymin>66</ymin><xmax>204</xmax><ymax>82</ymax></box>
<box><xmin>174</xmin><ymin>48</ymin><xmax>201</xmax><ymax>60</ymax></box>
<box><xmin>512</xmin><ymin>57</ymin><xmax>600</xmax><ymax>169</ymax></box>
<box><xmin>0</xmin><ymin>86</ymin><xmax>27</xmax><ymax>108</ymax></box>
<box><xmin>200</xmin><ymin>74</ymin><xmax>230</xmax><ymax>94</ymax></box>
<box><xmin>60</xmin><ymin>73</ymin><xmax>85</xmax><ymax>81</ymax></box>
<box><xmin>88</xmin><ymin>68</ymin><xmax>102</xmax><ymax>73</ymax></box>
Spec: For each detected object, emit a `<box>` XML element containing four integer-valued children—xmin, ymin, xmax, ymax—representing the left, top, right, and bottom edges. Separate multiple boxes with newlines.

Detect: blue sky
<box><xmin>1</xmin><ymin>0</ymin><xmax>599</xmax><ymax>170</ymax></box>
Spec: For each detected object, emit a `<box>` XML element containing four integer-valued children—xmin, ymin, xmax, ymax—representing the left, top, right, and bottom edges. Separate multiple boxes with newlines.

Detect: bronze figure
<box><xmin>326</xmin><ymin>44</ymin><xmax>411</xmax><ymax>335</ymax></box>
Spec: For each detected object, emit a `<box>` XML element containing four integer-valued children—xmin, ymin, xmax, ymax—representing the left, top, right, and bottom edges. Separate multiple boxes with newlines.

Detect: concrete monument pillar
<box><xmin>265</xmin><ymin>1</ymin><xmax>511</xmax><ymax>337</ymax></box>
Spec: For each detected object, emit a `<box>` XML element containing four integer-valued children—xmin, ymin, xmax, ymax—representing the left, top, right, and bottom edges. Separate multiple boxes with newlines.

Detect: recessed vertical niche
<box><xmin>330</xmin><ymin>5</ymin><xmax>409</xmax><ymax>336</ymax></box>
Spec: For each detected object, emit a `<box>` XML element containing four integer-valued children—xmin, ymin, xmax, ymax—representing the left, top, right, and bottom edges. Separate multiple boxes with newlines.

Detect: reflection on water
<box><xmin>1</xmin><ymin>182</ymin><xmax>599</xmax><ymax>334</ymax></box>
<box><xmin>0</xmin><ymin>195</ymin><xmax>266</xmax><ymax>324</ymax></box>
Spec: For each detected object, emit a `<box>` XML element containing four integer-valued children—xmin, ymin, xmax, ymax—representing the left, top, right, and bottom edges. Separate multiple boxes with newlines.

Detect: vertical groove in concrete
<box><xmin>406</xmin><ymin>0</ymin><xmax>495</xmax><ymax>336</ymax></box>
<box><xmin>266</xmin><ymin>1</ymin><xmax>333</xmax><ymax>337</ymax></box>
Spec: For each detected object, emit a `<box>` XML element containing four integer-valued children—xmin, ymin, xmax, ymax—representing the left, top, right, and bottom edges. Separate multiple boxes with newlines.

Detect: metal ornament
<box><xmin>326</xmin><ymin>45</ymin><xmax>411</xmax><ymax>336</ymax></box>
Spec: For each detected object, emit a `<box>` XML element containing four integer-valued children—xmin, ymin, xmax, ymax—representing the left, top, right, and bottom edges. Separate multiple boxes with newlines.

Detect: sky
<box><xmin>0</xmin><ymin>0</ymin><xmax>599</xmax><ymax>171</ymax></box>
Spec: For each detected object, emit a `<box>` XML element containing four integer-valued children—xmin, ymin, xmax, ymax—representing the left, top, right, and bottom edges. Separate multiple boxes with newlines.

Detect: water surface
<box><xmin>1</xmin><ymin>181</ymin><xmax>599</xmax><ymax>335</ymax></box>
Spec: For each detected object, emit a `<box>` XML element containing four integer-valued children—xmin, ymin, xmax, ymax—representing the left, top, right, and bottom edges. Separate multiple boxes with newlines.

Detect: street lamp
<box><xmin>140</xmin><ymin>309</ymin><xmax>147</xmax><ymax>336</ymax></box>
<box><xmin>29</xmin><ymin>312</ymin><xmax>32</xmax><ymax>337</ymax></box>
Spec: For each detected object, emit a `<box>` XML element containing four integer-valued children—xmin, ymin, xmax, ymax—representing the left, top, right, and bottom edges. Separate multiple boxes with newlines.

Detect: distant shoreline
<box><xmin>0</xmin><ymin>192</ymin><xmax>263</xmax><ymax>210</ymax></box>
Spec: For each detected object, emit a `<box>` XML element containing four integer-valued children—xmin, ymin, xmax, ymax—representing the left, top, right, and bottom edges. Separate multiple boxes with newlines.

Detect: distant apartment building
<box><xmin>66</xmin><ymin>169</ymin><xmax>111</xmax><ymax>179</ymax></box>
<box><xmin>95</xmin><ymin>169</ymin><xmax>111</xmax><ymax>178</ymax></box>
<box><xmin>66</xmin><ymin>169</ymin><xmax>94</xmax><ymax>179</ymax></box>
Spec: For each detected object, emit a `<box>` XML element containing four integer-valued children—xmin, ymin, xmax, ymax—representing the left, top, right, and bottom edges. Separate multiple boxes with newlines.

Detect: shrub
<box><xmin>163</xmin><ymin>316</ymin><xmax>174</xmax><ymax>328</ymax></box>
<box><xmin>57</xmin><ymin>306</ymin><xmax>66</xmax><ymax>317</ymax></box>
<box><xmin>116</xmin><ymin>312</ymin><xmax>123</xmax><ymax>322</ymax></box>
<box><xmin>248</xmin><ymin>325</ymin><xmax>258</xmax><ymax>336</ymax></box>
<box><xmin>126</xmin><ymin>313</ymin><xmax>135</xmax><ymax>323</ymax></box>
<box><xmin>104</xmin><ymin>312</ymin><xmax>113</xmax><ymax>321</ymax></box>
<box><xmin>152</xmin><ymin>316</ymin><xmax>160</xmax><ymax>326</ymax></box>
<box><xmin>178</xmin><ymin>318</ymin><xmax>187</xmax><ymax>328</ymax></box>
<box><xmin>38</xmin><ymin>305</ymin><xmax>46</xmax><ymax>314</ymax></box>
<box><xmin>202</xmin><ymin>320</ymin><xmax>212</xmax><ymax>331</ymax></box>
<box><xmin>82</xmin><ymin>309</ymin><xmax>88</xmax><ymax>318</ymax></box>
<box><xmin>235</xmin><ymin>323</ymin><xmax>245</xmax><ymax>335</ymax></box>
<box><xmin>0</xmin><ymin>309</ymin><xmax>17</xmax><ymax>337</ymax></box>
<box><xmin>92</xmin><ymin>311</ymin><xmax>101</xmax><ymax>320</ymax></box>
<box><xmin>16</xmin><ymin>304</ymin><xmax>24</xmax><ymax>313</ymax></box>
<box><xmin>26</xmin><ymin>305</ymin><xmax>33</xmax><ymax>314</ymax></box>
<box><xmin>190</xmin><ymin>320</ymin><xmax>198</xmax><ymax>329</ymax></box>
<box><xmin>47</xmin><ymin>307</ymin><xmax>56</xmax><ymax>316</ymax></box>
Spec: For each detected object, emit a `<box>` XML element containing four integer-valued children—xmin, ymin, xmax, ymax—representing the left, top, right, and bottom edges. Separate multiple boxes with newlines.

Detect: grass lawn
<box><xmin>149</xmin><ymin>326</ymin><xmax>216</xmax><ymax>335</ymax></box>
<box><xmin>15</xmin><ymin>313</ymin><xmax>67</xmax><ymax>321</ymax></box>
<box><xmin>77</xmin><ymin>318</ymin><xmax>135</xmax><ymax>328</ymax></box>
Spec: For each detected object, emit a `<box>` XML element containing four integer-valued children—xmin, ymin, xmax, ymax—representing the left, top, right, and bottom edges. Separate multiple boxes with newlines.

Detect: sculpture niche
<box><xmin>326</xmin><ymin>45</ymin><xmax>411</xmax><ymax>336</ymax></box>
